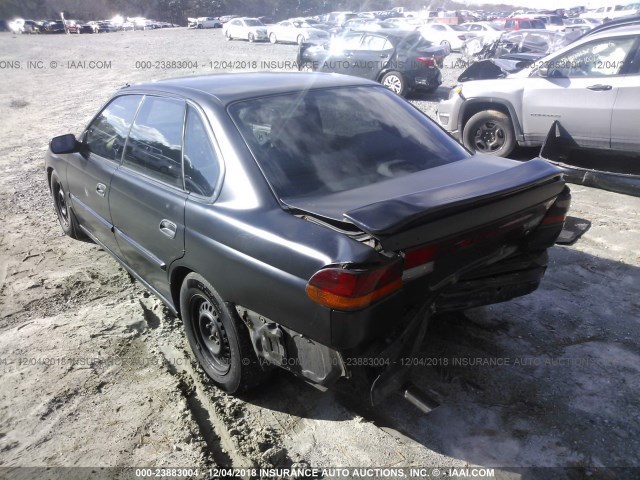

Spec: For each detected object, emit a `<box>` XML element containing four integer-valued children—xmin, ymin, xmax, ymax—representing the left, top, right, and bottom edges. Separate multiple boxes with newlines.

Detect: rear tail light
<box><xmin>403</xmin><ymin>244</ymin><xmax>436</xmax><ymax>281</ymax></box>
<box><xmin>416</xmin><ymin>56</ymin><xmax>436</xmax><ymax>66</ymax></box>
<box><xmin>306</xmin><ymin>261</ymin><xmax>403</xmax><ymax>310</ymax></box>
<box><xmin>541</xmin><ymin>187</ymin><xmax>571</xmax><ymax>226</ymax></box>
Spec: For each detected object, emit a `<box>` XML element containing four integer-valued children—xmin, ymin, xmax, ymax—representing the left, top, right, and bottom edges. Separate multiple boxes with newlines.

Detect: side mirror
<box><xmin>50</xmin><ymin>133</ymin><xmax>79</xmax><ymax>154</ymax></box>
<box><xmin>535</xmin><ymin>65</ymin><xmax>549</xmax><ymax>77</ymax></box>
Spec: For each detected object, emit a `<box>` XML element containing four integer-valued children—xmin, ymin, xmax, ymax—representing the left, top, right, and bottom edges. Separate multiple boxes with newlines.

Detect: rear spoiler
<box><xmin>344</xmin><ymin>159</ymin><xmax>564</xmax><ymax>249</ymax></box>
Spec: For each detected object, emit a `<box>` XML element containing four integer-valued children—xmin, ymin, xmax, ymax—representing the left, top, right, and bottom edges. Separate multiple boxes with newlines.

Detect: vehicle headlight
<box><xmin>449</xmin><ymin>84</ymin><xmax>463</xmax><ymax>99</ymax></box>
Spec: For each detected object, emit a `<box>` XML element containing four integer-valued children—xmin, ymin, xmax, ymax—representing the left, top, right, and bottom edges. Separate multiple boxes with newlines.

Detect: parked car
<box><xmin>267</xmin><ymin>19</ymin><xmax>329</xmax><ymax>45</ymax></box>
<box><xmin>80</xmin><ymin>22</ymin><xmax>99</xmax><ymax>34</ymax></box>
<box><xmin>298</xmin><ymin>30</ymin><xmax>448</xmax><ymax>96</ymax></box>
<box><xmin>563</xmin><ymin>17</ymin><xmax>600</xmax><ymax>33</ymax></box>
<box><xmin>97</xmin><ymin>21</ymin><xmax>118</xmax><ymax>32</ymax></box>
<box><xmin>219</xmin><ymin>15</ymin><xmax>240</xmax><ymax>24</ymax></box>
<box><xmin>65</xmin><ymin>20</ymin><xmax>82</xmax><ymax>34</ymax></box>
<box><xmin>9</xmin><ymin>18</ymin><xmax>41</xmax><ymax>33</ymax></box>
<box><xmin>45</xmin><ymin>72</ymin><xmax>570</xmax><ymax>401</ymax></box>
<box><xmin>460</xmin><ymin>21</ymin><xmax>504</xmax><ymax>45</ymax></box>
<box><xmin>223</xmin><ymin>17</ymin><xmax>268</xmax><ymax>42</ymax></box>
<box><xmin>462</xmin><ymin>29</ymin><xmax>580</xmax><ymax>66</ymax></box>
<box><xmin>437</xmin><ymin>25</ymin><xmax>640</xmax><ymax>158</ymax></box>
<box><xmin>534</xmin><ymin>15</ymin><xmax>566</xmax><ymax>32</ymax></box>
<box><xmin>46</xmin><ymin>20</ymin><xmax>67</xmax><ymax>33</ymax></box>
<box><xmin>188</xmin><ymin>17</ymin><xmax>222</xmax><ymax>29</ymax></box>
<box><xmin>381</xmin><ymin>17</ymin><xmax>423</xmax><ymax>30</ymax></box>
<box><xmin>418</xmin><ymin>23</ymin><xmax>473</xmax><ymax>51</ymax></box>
<box><xmin>503</xmin><ymin>18</ymin><xmax>546</xmax><ymax>31</ymax></box>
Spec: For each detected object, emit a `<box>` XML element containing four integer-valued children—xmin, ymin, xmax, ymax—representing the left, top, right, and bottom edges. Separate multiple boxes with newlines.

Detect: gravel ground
<box><xmin>0</xmin><ymin>27</ymin><xmax>639</xmax><ymax>479</ymax></box>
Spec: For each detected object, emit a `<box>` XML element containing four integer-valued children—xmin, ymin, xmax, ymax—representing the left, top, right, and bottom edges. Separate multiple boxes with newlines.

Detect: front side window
<box><xmin>183</xmin><ymin>106</ymin><xmax>221</xmax><ymax>197</ymax></box>
<box><xmin>550</xmin><ymin>37</ymin><xmax>636</xmax><ymax>77</ymax></box>
<box><xmin>85</xmin><ymin>95</ymin><xmax>142</xmax><ymax>161</ymax></box>
<box><xmin>123</xmin><ymin>96</ymin><xmax>185</xmax><ymax>188</ymax></box>
<box><xmin>229</xmin><ymin>86</ymin><xmax>469</xmax><ymax>199</ymax></box>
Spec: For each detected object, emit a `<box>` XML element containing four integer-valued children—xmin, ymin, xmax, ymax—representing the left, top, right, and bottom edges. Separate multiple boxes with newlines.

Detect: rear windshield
<box><xmin>229</xmin><ymin>86</ymin><xmax>469</xmax><ymax>199</ymax></box>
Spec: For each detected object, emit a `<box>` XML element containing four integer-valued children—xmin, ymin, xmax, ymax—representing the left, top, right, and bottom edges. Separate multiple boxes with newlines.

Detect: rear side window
<box><xmin>85</xmin><ymin>95</ymin><xmax>142</xmax><ymax>161</ymax></box>
<box><xmin>183</xmin><ymin>106</ymin><xmax>221</xmax><ymax>197</ymax></box>
<box><xmin>123</xmin><ymin>96</ymin><xmax>185</xmax><ymax>188</ymax></box>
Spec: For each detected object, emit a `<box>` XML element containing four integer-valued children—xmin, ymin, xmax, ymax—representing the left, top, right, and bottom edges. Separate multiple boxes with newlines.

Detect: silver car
<box><xmin>223</xmin><ymin>17</ymin><xmax>268</xmax><ymax>42</ymax></box>
<box><xmin>268</xmin><ymin>18</ymin><xmax>329</xmax><ymax>45</ymax></box>
<box><xmin>437</xmin><ymin>25</ymin><xmax>640</xmax><ymax>157</ymax></box>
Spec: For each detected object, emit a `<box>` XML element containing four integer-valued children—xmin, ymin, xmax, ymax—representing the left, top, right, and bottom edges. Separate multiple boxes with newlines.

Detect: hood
<box><xmin>457</xmin><ymin>57</ymin><xmax>536</xmax><ymax>82</ymax></box>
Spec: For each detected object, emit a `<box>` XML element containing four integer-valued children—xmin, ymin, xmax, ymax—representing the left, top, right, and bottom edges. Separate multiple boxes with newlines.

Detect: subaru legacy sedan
<box><xmin>46</xmin><ymin>73</ymin><xmax>569</xmax><ymax>402</ymax></box>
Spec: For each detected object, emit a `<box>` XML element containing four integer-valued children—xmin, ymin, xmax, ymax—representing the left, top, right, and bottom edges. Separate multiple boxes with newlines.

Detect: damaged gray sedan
<box><xmin>45</xmin><ymin>73</ymin><xmax>569</xmax><ymax>404</ymax></box>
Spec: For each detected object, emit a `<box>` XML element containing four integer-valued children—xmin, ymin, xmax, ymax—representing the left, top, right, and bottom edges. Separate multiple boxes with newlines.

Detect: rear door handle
<box><xmin>96</xmin><ymin>183</ymin><xmax>107</xmax><ymax>197</ymax></box>
<box><xmin>587</xmin><ymin>84</ymin><xmax>612</xmax><ymax>91</ymax></box>
<box><xmin>159</xmin><ymin>219</ymin><xmax>177</xmax><ymax>239</ymax></box>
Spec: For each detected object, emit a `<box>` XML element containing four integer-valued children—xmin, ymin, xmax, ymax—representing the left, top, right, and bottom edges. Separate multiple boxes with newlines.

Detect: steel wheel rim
<box><xmin>192</xmin><ymin>295</ymin><xmax>231</xmax><ymax>375</ymax></box>
<box><xmin>55</xmin><ymin>182</ymin><xmax>70</xmax><ymax>228</ymax></box>
<box><xmin>383</xmin><ymin>75</ymin><xmax>402</xmax><ymax>94</ymax></box>
<box><xmin>473</xmin><ymin>121</ymin><xmax>506</xmax><ymax>152</ymax></box>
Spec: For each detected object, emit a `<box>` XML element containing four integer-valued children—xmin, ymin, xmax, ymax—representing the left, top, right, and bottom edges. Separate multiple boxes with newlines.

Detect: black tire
<box><xmin>462</xmin><ymin>110</ymin><xmax>516</xmax><ymax>157</ymax></box>
<box><xmin>180</xmin><ymin>273</ymin><xmax>262</xmax><ymax>393</ymax></box>
<box><xmin>50</xmin><ymin>171</ymin><xmax>83</xmax><ymax>239</ymax></box>
<box><xmin>248</xmin><ymin>32</ymin><xmax>255</xmax><ymax>42</ymax></box>
<box><xmin>380</xmin><ymin>71</ymin><xmax>406</xmax><ymax>96</ymax></box>
<box><xmin>269</xmin><ymin>32</ymin><xmax>277</xmax><ymax>44</ymax></box>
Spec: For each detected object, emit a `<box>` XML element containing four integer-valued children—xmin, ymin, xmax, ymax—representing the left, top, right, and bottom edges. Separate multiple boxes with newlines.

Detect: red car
<box><xmin>503</xmin><ymin>18</ymin><xmax>546</xmax><ymax>31</ymax></box>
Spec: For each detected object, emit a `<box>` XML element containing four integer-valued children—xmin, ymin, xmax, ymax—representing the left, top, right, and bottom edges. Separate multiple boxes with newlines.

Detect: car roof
<box><xmin>582</xmin><ymin>23</ymin><xmax>640</xmax><ymax>39</ymax></box>
<box><xmin>124</xmin><ymin>72</ymin><xmax>377</xmax><ymax>105</ymax></box>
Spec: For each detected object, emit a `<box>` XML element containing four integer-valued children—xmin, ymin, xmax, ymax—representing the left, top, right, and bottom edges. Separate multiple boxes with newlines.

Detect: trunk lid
<box><xmin>283</xmin><ymin>156</ymin><xmax>564</xmax><ymax>250</ymax></box>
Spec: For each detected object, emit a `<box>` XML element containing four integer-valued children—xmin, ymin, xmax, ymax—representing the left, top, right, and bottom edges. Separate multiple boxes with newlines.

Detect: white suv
<box><xmin>436</xmin><ymin>25</ymin><xmax>640</xmax><ymax>157</ymax></box>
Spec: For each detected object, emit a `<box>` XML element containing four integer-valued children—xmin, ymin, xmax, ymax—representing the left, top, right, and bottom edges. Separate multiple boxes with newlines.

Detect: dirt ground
<box><xmin>0</xmin><ymin>28</ymin><xmax>639</xmax><ymax>479</ymax></box>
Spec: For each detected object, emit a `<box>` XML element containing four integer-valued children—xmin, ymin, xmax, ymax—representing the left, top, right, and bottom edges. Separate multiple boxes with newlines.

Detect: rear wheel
<box><xmin>225</xmin><ymin>30</ymin><xmax>231</xmax><ymax>41</ymax></box>
<box><xmin>463</xmin><ymin>110</ymin><xmax>516</xmax><ymax>157</ymax></box>
<box><xmin>180</xmin><ymin>273</ymin><xmax>262</xmax><ymax>393</ymax></box>
<box><xmin>380</xmin><ymin>71</ymin><xmax>406</xmax><ymax>96</ymax></box>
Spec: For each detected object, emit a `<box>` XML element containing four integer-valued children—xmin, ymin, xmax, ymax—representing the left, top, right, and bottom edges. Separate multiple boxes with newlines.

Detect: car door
<box><xmin>610</xmin><ymin>42</ymin><xmax>640</xmax><ymax>151</ymax></box>
<box><xmin>66</xmin><ymin>94</ymin><xmax>143</xmax><ymax>255</ymax></box>
<box><xmin>521</xmin><ymin>34</ymin><xmax>637</xmax><ymax>147</ymax></box>
<box><xmin>280</xmin><ymin>21</ymin><xmax>293</xmax><ymax>42</ymax></box>
<box><xmin>319</xmin><ymin>33</ymin><xmax>363</xmax><ymax>74</ymax></box>
<box><xmin>346</xmin><ymin>34</ymin><xmax>393</xmax><ymax>80</ymax></box>
<box><xmin>228</xmin><ymin>19</ymin><xmax>241</xmax><ymax>38</ymax></box>
<box><xmin>108</xmin><ymin>95</ymin><xmax>187</xmax><ymax>302</ymax></box>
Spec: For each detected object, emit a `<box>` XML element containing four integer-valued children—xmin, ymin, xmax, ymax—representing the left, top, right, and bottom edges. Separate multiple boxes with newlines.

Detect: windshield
<box><xmin>229</xmin><ymin>86</ymin><xmax>468</xmax><ymax>199</ymax></box>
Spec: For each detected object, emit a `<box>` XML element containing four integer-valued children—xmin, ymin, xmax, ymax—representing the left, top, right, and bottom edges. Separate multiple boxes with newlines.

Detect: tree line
<box><xmin>1</xmin><ymin>0</ymin><xmax>518</xmax><ymax>24</ymax></box>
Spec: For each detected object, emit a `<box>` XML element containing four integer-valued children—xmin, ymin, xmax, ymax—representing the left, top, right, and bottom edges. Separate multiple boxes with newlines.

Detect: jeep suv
<box><xmin>436</xmin><ymin>25</ymin><xmax>640</xmax><ymax>157</ymax></box>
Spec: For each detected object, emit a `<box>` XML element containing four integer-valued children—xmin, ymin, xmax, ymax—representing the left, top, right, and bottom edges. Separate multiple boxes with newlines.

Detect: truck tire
<box><xmin>463</xmin><ymin>110</ymin><xmax>516</xmax><ymax>157</ymax></box>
